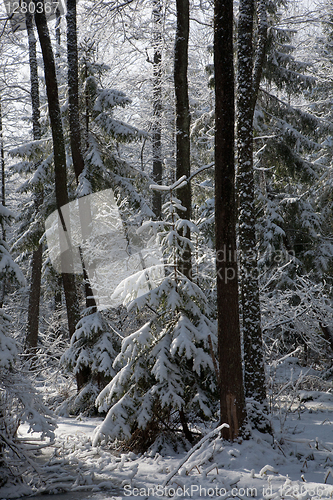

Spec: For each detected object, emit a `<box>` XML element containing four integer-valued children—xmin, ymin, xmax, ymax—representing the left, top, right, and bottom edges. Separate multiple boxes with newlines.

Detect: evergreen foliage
<box><xmin>60</xmin><ymin>308</ymin><xmax>120</xmax><ymax>415</ymax></box>
<box><xmin>93</xmin><ymin>178</ymin><xmax>218</xmax><ymax>448</ymax></box>
<box><xmin>77</xmin><ymin>48</ymin><xmax>153</xmax><ymax>219</ymax></box>
<box><xmin>2</xmin><ymin>0</ymin><xmax>333</xmax><ymax>478</ymax></box>
<box><xmin>0</xmin><ymin>207</ymin><xmax>55</xmax><ymax>483</ymax></box>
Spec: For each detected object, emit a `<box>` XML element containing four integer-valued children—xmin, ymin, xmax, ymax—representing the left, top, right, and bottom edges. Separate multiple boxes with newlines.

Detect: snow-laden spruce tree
<box><xmin>0</xmin><ymin>205</ymin><xmax>56</xmax><ymax>484</ymax></box>
<box><xmin>51</xmin><ymin>47</ymin><xmax>154</xmax><ymax>406</ymax></box>
<box><xmin>92</xmin><ymin>177</ymin><xmax>218</xmax><ymax>449</ymax></box>
<box><xmin>77</xmin><ymin>44</ymin><xmax>152</xmax><ymax>214</ymax></box>
<box><xmin>0</xmin><ymin>206</ymin><xmax>26</xmax><ymax>363</ymax></box>
<box><xmin>59</xmin><ymin>308</ymin><xmax>120</xmax><ymax>415</ymax></box>
<box><xmin>11</xmin><ymin>42</ymin><xmax>153</xmax><ymax>404</ymax></box>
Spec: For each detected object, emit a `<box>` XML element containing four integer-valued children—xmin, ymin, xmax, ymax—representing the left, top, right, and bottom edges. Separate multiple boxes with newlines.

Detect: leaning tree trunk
<box><xmin>25</xmin><ymin>12</ymin><xmax>43</xmax><ymax>356</ymax></box>
<box><xmin>214</xmin><ymin>0</ymin><xmax>246</xmax><ymax>440</ymax></box>
<box><xmin>236</xmin><ymin>0</ymin><xmax>269</xmax><ymax>418</ymax></box>
<box><xmin>174</xmin><ymin>0</ymin><xmax>192</xmax><ymax>279</ymax></box>
<box><xmin>152</xmin><ymin>0</ymin><xmax>163</xmax><ymax>219</ymax></box>
<box><xmin>33</xmin><ymin>0</ymin><xmax>80</xmax><ymax>338</ymax></box>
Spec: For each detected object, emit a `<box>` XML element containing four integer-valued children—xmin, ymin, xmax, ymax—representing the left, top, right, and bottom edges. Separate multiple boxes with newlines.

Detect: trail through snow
<box><xmin>2</xmin><ymin>389</ymin><xmax>333</xmax><ymax>499</ymax></box>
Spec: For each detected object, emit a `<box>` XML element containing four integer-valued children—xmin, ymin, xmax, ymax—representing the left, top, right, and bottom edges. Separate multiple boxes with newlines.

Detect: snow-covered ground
<box><xmin>2</xmin><ymin>383</ymin><xmax>333</xmax><ymax>500</ymax></box>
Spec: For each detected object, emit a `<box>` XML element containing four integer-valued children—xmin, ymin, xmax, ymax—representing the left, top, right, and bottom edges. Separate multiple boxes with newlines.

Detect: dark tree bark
<box><xmin>0</xmin><ymin>103</ymin><xmax>4</xmax><ymax>229</ymax></box>
<box><xmin>214</xmin><ymin>0</ymin><xmax>246</xmax><ymax>440</ymax></box>
<box><xmin>33</xmin><ymin>0</ymin><xmax>80</xmax><ymax>338</ymax></box>
<box><xmin>66</xmin><ymin>0</ymin><xmax>84</xmax><ymax>184</ymax></box>
<box><xmin>0</xmin><ymin>99</ymin><xmax>5</xmax><ymax>309</ymax></box>
<box><xmin>152</xmin><ymin>0</ymin><xmax>163</xmax><ymax>219</ymax></box>
<box><xmin>26</xmin><ymin>12</ymin><xmax>42</xmax><ymax>142</ymax></box>
<box><xmin>237</xmin><ymin>0</ymin><xmax>268</xmax><ymax>410</ymax></box>
<box><xmin>67</xmin><ymin>0</ymin><xmax>97</xmax><ymax>391</ymax></box>
<box><xmin>54</xmin><ymin>275</ymin><xmax>62</xmax><ymax>310</ymax></box>
<box><xmin>84</xmin><ymin>58</ymin><xmax>90</xmax><ymax>147</ymax></box>
<box><xmin>320</xmin><ymin>323</ymin><xmax>333</xmax><ymax>351</ymax></box>
<box><xmin>252</xmin><ymin>0</ymin><xmax>268</xmax><ymax>107</ymax></box>
<box><xmin>67</xmin><ymin>0</ymin><xmax>97</xmax><ymax>314</ymax></box>
<box><xmin>25</xmin><ymin>12</ymin><xmax>43</xmax><ymax>356</ymax></box>
<box><xmin>179</xmin><ymin>408</ymin><xmax>193</xmax><ymax>443</ymax></box>
<box><xmin>174</xmin><ymin>0</ymin><xmax>192</xmax><ymax>278</ymax></box>
<box><xmin>25</xmin><ymin>243</ymin><xmax>43</xmax><ymax>354</ymax></box>
<box><xmin>55</xmin><ymin>7</ymin><xmax>61</xmax><ymax>58</ymax></box>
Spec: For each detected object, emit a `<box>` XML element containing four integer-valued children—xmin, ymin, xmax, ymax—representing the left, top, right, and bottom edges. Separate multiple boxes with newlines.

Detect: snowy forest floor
<box><xmin>2</xmin><ymin>360</ymin><xmax>333</xmax><ymax>499</ymax></box>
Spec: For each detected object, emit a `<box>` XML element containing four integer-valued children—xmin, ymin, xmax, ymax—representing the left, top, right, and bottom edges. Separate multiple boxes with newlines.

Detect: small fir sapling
<box><xmin>11</xmin><ymin>54</ymin><xmax>154</xmax><ymax>404</ymax></box>
<box><xmin>0</xmin><ymin>206</ymin><xmax>24</xmax><ymax>287</ymax></box>
<box><xmin>93</xmin><ymin>176</ymin><xmax>218</xmax><ymax>448</ymax></box>
<box><xmin>60</xmin><ymin>309</ymin><xmax>121</xmax><ymax>415</ymax></box>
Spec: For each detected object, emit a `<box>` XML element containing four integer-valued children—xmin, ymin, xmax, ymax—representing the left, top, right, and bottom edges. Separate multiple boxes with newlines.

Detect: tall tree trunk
<box><xmin>152</xmin><ymin>0</ymin><xmax>163</xmax><ymax>219</ymax></box>
<box><xmin>66</xmin><ymin>0</ymin><xmax>97</xmax><ymax>312</ymax></box>
<box><xmin>25</xmin><ymin>242</ymin><xmax>43</xmax><ymax>354</ymax></box>
<box><xmin>252</xmin><ymin>0</ymin><xmax>268</xmax><ymax>107</ymax></box>
<box><xmin>0</xmin><ymin>103</ymin><xmax>4</xmax><ymax>231</ymax></box>
<box><xmin>236</xmin><ymin>0</ymin><xmax>268</xmax><ymax>416</ymax></box>
<box><xmin>174</xmin><ymin>0</ymin><xmax>192</xmax><ymax>278</ymax></box>
<box><xmin>33</xmin><ymin>0</ymin><xmax>80</xmax><ymax>338</ymax></box>
<box><xmin>66</xmin><ymin>0</ymin><xmax>84</xmax><ymax>184</ymax></box>
<box><xmin>25</xmin><ymin>12</ymin><xmax>43</xmax><ymax>356</ymax></box>
<box><xmin>67</xmin><ymin>0</ymin><xmax>97</xmax><ymax>391</ymax></box>
<box><xmin>0</xmin><ymin>99</ymin><xmax>5</xmax><ymax>309</ymax></box>
<box><xmin>55</xmin><ymin>7</ymin><xmax>61</xmax><ymax>58</ymax></box>
<box><xmin>214</xmin><ymin>0</ymin><xmax>246</xmax><ymax>441</ymax></box>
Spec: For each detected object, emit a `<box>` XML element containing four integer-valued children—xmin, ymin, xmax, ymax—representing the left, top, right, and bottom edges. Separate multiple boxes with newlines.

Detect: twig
<box><xmin>273</xmin><ymin>439</ymin><xmax>286</xmax><ymax>457</ymax></box>
<box><xmin>0</xmin><ymin>432</ymin><xmax>42</xmax><ymax>475</ymax></box>
<box><xmin>188</xmin><ymin>163</ymin><xmax>214</xmax><ymax>182</ymax></box>
<box><xmin>163</xmin><ymin>423</ymin><xmax>228</xmax><ymax>486</ymax></box>
<box><xmin>324</xmin><ymin>469</ymin><xmax>332</xmax><ymax>484</ymax></box>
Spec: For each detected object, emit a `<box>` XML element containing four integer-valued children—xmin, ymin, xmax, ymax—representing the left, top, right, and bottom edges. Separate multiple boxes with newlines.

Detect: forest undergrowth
<box><xmin>2</xmin><ymin>313</ymin><xmax>333</xmax><ymax>499</ymax></box>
